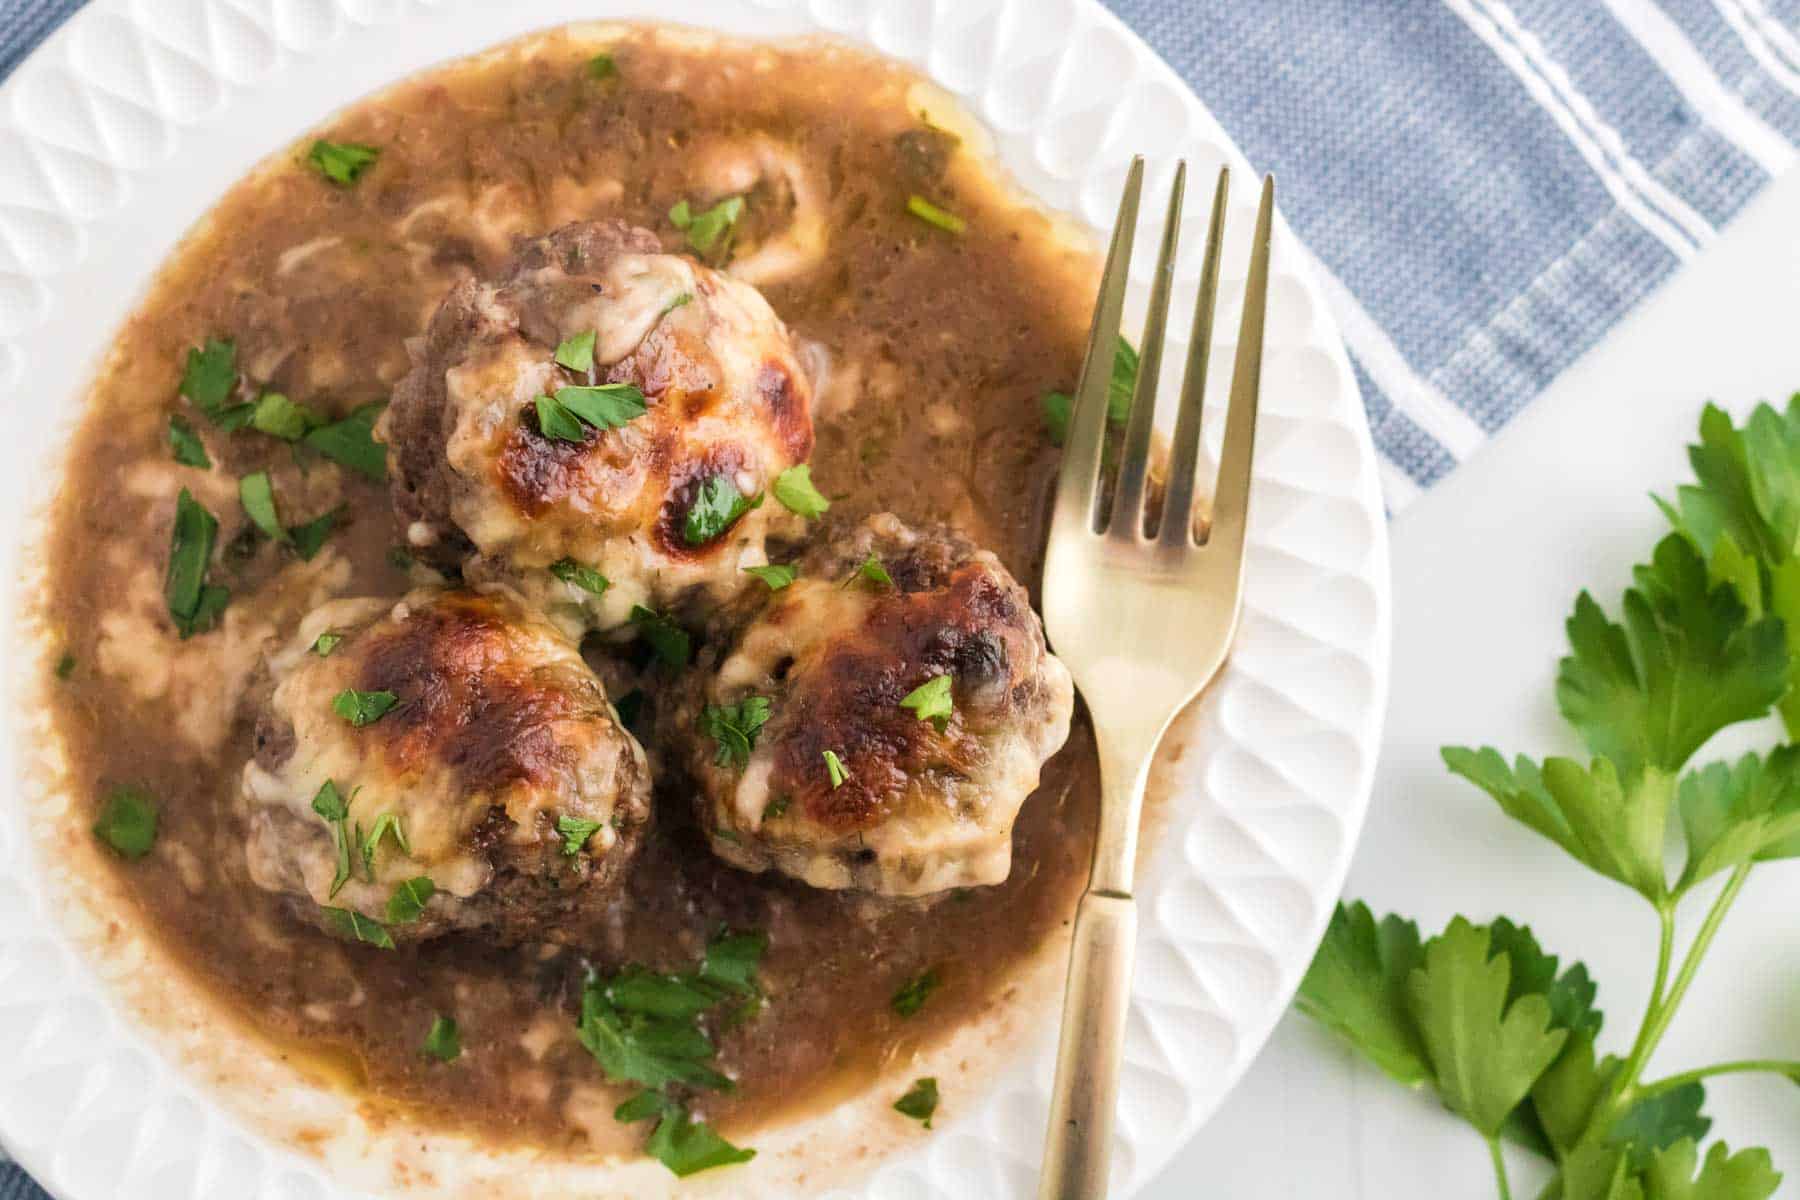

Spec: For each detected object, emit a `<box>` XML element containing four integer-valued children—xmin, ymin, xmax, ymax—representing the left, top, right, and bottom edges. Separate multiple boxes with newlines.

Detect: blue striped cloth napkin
<box><xmin>2</xmin><ymin>1</ymin><xmax>1799</xmax><ymax>1196</ymax></box>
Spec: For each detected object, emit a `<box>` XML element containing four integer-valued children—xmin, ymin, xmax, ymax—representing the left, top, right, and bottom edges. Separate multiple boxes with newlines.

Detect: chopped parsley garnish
<box><xmin>580</xmin><ymin>928</ymin><xmax>766</xmax><ymax>1177</ymax></box>
<box><xmin>558</xmin><ymin>814</ymin><xmax>604</xmax><ymax>857</ymax></box>
<box><xmin>238</xmin><ymin>471</ymin><xmax>290</xmax><ymax>544</ymax></box>
<box><xmin>303</xmin><ymin>402</ymin><xmax>388</xmax><ymax>481</ymax></box>
<box><xmin>534</xmin><ymin>394</ymin><xmax>585</xmax><ymax>442</ymax></box>
<box><xmin>168</xmin><ymin>415</ymin><xmax>210</xmax><ymax>468</ymax></box>
<box><xmin>385</xmin><ymin>876</ymin><xmax>435</xmax><ymax>924</ymax></box>
<box><xmin>699</xmin><ymin>695</ymin><xmax>771</xmax><ymax>769</ymax></box>
<box><xmin>249</xmin><ymin>392</ymin><xmax>319</xmax><ymax>441</ymax></box>
<box><xmin>891</xmin><ymin>967</ymin><xmax>941</xmax><ymax>1017</ymax></box>
<box><xmin>764</xmin><ymin>794</ymin><xmax>791</xmax><ymax>820</ymax></box>
<box><xmin>312</xmin><ymin>631</ymin><xmax>342</xmax><ymax>656</ymax></box>
<box><xmin>684</xmin><ymin>476</ymin><xmax>762</xmax><ymax>546</ymax></box>
<box><xmin>823</xmin><ymin>749</ymin><xmax>850</xmax><ymax>789</ymax></box>
<box><xmin>847</xmin><ymin>554</ymin><xmax>893</xmax><ymax>589</ymax></box>
<box><xmin>661</xmin><ymin>291</ymin><xmax>694</xmax><ymax>316</ymax></box>
<box><xmin>307</xmin><ymin>139</ymin><xmax>380</xmax><ymax>186</ymax></box>
<box><xmin>558</xmin><ymin>383</ymin><xmax>648</xmax><ymax>430</ymax></box>
<box><xmin>1041</xmin><ymin>336</ymin><xmax>1139</xmax><ymax>445</ymax></box>
<box><xmin>554</xmin><ymin>329</ymin><xmax>597</xmax><ymax>372</ymax></box>
<box><xmin>772</xmin><ymin>464</ymin><xmax>830</xmax><ymax>518</ymax></box>
<box><xmin>423</xmin><ymin>1015</ymin><xmax>461</xmax><ymax>1062</ymax></box>
<box><xmin>906</xmin><ymin>194</ymin><xmax>966</xmax><ymax>235</ymax></box>
<box><xmin>587</xmin><ymin>53</ymin><xmax>619</xmax><ymax>81</ymax></box>
<box><xmin>362</xmin><ymin>812</ymin><xmax>410</xmax><ymax>870</ymax></box>
<box><xmin>669</xmin><ymin>195</ymin><xmax>744</xmax><ymax>260</ymax></box>
<box><xmin>321</xmin><ymin>906</ymin><xmax>395</xmax><ymax>949</ymax></box>
<box><xmin>629</xmin><ymin>605</ymin><xmax>691</xmax><ymax>669</ymax></box>
<box><xmin>332</xmin><ymin>688</ymin><xmax>399</xmax><ymax>726</ymax></box>
<box><xmin>549</xmin><ymin>557</ymin><xmax>610</xmax><ymax>596</ymax></box>
<box><xmin>166</xmin><ymin>488</ymin><xmax>228</xmax><ymax>638</ymax></box>
<box><xmin>312</xmin><ymin>780</ymin><xmax>353</xmax><ymax>897</ymax></box>
<box><xmin>179</xmin><ymin>337</ymin><xmax>238</xmax><ymax>422</ymax></box>
<box><xmin>288</xmin><ymin>506</ymin><xmax>341</xmax><ymax>561</ymax></box>
<box><xmin>894</xmin><ymin>1077</ymin><xmax>939</xmax><ymax>1128</ymax></box>
<box><xmin>93</xmin><ymin>786</ymin><xmax>157</xmax><ymax>861</ymax></box>
<box><xmin>533</xmin><ymin>384</ymin><xmax>647</xmax><ymax>442</ymax></box>
<box><xmin>614</xmin><ymin>688</ymin><xmax>647</xmax><ymax>734</ymax></box>
<box><xmin>742</xmin><ymin>563</ymin><xmax>796</xmax><ymax>590</ymax></box>
<box><xmin>900</xmin><ymin>675</ymin><xmax>954</xmax><ymax>730</ymax></box>
<box><xmin>54</xmin><ymin>652</ymin><xmax>75</xmax><ymax>680</ymax></box>
<box><xmin>387</xmin><ymin>546</ymin><xmax>415</xmax><ymax>571</ymax></box>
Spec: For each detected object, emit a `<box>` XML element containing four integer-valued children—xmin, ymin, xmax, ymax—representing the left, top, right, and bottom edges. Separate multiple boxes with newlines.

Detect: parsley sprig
<box><xmin>1298</xmin><ymin>403</ymin><xmax>1800</xmax><ymax>1199</ymax></box>
<box><xmin>577</xmin><ymin>928</ymin><xmax>767</xmax><ymax>1177</ymax></box>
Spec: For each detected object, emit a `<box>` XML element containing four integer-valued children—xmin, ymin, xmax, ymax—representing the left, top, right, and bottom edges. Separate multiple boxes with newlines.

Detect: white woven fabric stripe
<box><xmin>1608</xmin><ymin>0</ymin><xmax>1797</xmax><ymax>174</ymax></box>
<box><xmin>1447</xmin><ymin>0</ymin><xmax>1713</xmax><ymax>261</ymax></box>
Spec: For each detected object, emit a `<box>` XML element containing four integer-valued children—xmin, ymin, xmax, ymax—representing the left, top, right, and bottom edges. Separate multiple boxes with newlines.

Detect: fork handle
<box><xmin>1039</xmin><ymin>889</ymin><xmax>1138</xmax><ymax>1200</ymax></box>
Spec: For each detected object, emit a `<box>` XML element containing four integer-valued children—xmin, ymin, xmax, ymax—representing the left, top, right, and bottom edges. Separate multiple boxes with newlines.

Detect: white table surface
<box><xmin>1141</xmin><ymin>167</ymin><xmax>1800</xmax><ymax>1200</ymax></box>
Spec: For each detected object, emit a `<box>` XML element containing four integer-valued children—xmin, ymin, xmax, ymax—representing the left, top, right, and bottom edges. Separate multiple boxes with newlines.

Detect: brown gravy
<box><xmin>36</xmin><ymin>25</ymin><xmax>1099</xmax><ymax>1154</ymax></box>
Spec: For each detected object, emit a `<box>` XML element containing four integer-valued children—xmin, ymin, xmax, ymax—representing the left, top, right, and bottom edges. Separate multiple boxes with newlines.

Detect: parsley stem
<box><xmin>1486</xmin><ymin>1135</ymin><xmax>1513</xmax><ymax>1200</ymax></box>
<box><xmin>1632</xmin><ymin>1058</ymin><xmax>1800</xmax><ymax>1104</ymax></box>
<box><xmin>1604</xmin><ymin>863</ymin><xmax>1752</xmax><ymax>1121</ymax></box>
<box><xmin>1608</xmin><ymin>901</ymin><xmax>1676</xmax><ymax>1113</ymax></box>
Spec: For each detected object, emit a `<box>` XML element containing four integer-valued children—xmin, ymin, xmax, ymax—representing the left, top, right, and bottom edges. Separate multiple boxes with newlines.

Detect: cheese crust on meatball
<box><xmin>381</xmin><ymin>220</ymin><xmax>815</xmax><ymax>634</ymax></box>
<box><xmin>667</xmin><ymin>513</ymin><xmax>1074</xmax><ymax>896</ymax></box>
<box><xmin>241</xmin><ymin>587</ymin><xmax>651</xmax><ymax>944</ymax></box>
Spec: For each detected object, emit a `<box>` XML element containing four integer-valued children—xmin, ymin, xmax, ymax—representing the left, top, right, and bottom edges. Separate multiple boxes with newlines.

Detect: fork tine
<box><xmin>1108</xmin><ymin>161</ymin><xmax>1186</xmax><ymax>541</ymax></box>
<box><xmin>1157</xmin><ymin>167</ymin><xmax>1229</xmax><ymax>548</ymax></box>
<box><xmin>1053</xmin><ymin>156</ymin><xmax>1143</xmax><ymax>536</ymax></box>
<box><xmin>1208</xmin><ymin>174</ymin><xmax>1274</xmax><ymax>556</ymax></box>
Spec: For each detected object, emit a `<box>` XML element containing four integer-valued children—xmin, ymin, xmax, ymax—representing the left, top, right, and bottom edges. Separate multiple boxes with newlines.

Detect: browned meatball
<box><xmin>240</xmin><ymin>587</ymin><xmax>651</xmax><ymax>945</ymax></box>
<box><xmin>380</xmin><ymin>220</ymin><xmax>815</xmax><ymax>634</ymax></box>
<box><xmin>666</xmin><ymin>513</ymin><xmax>1074</xmax><ymax>896</ymax></box>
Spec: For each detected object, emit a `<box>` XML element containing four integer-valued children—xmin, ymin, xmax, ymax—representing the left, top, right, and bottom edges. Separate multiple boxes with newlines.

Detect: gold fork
<box><xmin>1037</xmin><ymin>157</ymin><xmax>1273</xmax><ymax>1199</ymax></box>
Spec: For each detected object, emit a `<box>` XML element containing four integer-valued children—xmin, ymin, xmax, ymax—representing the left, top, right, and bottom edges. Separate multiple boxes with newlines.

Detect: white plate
<box><xmin>0</xmin><ymin>2</ymin><xmax>1391</xmax><ymax>1198</ymax></box>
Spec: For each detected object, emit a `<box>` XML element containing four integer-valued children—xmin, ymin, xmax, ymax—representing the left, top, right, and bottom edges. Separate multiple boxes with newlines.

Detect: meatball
<box><xmin>240</xmin><ymin>587</ymin><xmax>652</xmax><ymax>944</ymax></box>
<box><xmin>666</xmin><ymin>513</ymin><xmax>1074</xmax><ymax>896</ymax></box>
<box><xmin>380</xmin><ymin>220</ymin><xmax>815</xmax><ymax>635</ymax></box>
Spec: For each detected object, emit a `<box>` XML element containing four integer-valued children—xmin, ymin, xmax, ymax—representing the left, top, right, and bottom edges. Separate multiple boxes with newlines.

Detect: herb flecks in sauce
<box><xmin>900</xmin><ymin>675</ymin><xmax>954</xmax><ymax>730</ymax></box>
<box><xmin>557</xmin><ymin>814</ymin><xmax>604</xmax><ymax>857</ymax></box>
<box><xmin>906</xmin><ymin>194</ymin><xmax>966</xmax><ymax>235</ymax></box>
<box><xmin>894</xmin><ymin>1076</ymin><xmax>939</xmax><ymax>1128</ymax></box>
<box><xmin>424</xmin><ymin>1015</ymin><xmax>462</xmax><ymax>1062</ymax></box>
<box><xmin>549</xmin><ymin>558</ymin><xmax>610</xmax><ymax>596</ymax></box>
<box><xmin>700</xmin><ymin>696</ymin><xmax>771</xmax><ymax>769</ymax></box>
<box><xmin>742</xmin><ymin>563</ymin><xmax>796</xmax><ymax>590</ymax></box>
<box><xmin>892</xmin><ymin>967</ymin><xmax>942</xmax><ymax>1018</ymax></box>
<box><xmin>669</xmin><ymin>195</ymin><xmax>744</xmax><ymax>261</ymax></box>
<box><xmin>684</xmin><ymin>476</ymin><xmax>762</xmax><ymax>546</ymax></box>
<box><xmin>93</xmin><ymin>786</ymin><xmax>157</xmax><ymax>860</ymax></box>
<box><xmin>822</xmin><ymin>749</ymin><xmax>850</xmax><ymax>789</ymax></box>
<box><xmin>772</xmin><ymin>464</ymin><xmax>830</xmax><ymax>518</ymax></box>
<box><xmin>308</xmin><ymin>139</ymin><xmax>381</xmax><ymax>187</ymax></box>
<box><xmin>333</xmin><ymin>689</ymin><xmax>400</xmax><ymax>727</ymax></box>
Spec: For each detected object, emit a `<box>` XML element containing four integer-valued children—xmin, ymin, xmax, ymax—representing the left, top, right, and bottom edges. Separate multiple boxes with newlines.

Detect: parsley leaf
<box><xmin>168</xmin><ymin>416</ymin><xmax>210</xmax><ymax>468</ymax></box>
<box><xmin>699</xmin><ymin>928</ymin><xmax>768</xmax><ymax>996</ymax></box>
<box><xmin>557</xmin><ymin>813</ymin><xmax>603</xmax><ymax>856</ymax></box>
<box><xmin>894</xmin><ymin>1077</ymin><xmax>939</xmax><ymax>1128</ymax></box>
<box><xmin>307</xmin><ymin>139</ymin><xmax>379</xmax><ymax>186</ymax></box>
<box><xmin>179</xmin><ymin>337</ymin><xmax>238</xmax><ymax>420</ymax></box>
<box><xmin>423</xmin><ymin>1015</ymin><xmax>461</xmax><ymax>1063</ymax></box>
<box><xmin>892</xmin><ymin>967</ymin><xmax>940</xmax><ymax>1018</ymax></box>
<box><xmin>587</xmin><ymin>53</ymin><xmax>619</xmax><ymax>81</ymax></box>
<box><xmin>385</xmin><ymin>876</ymin><xmax>435</xmax><ymax>924</ymax></box>
<box><xmin>1637</xmin><ymin>1140</ymin><xmax>1779</xmax><ymax>1200</ymax></box>
<box><xmin>847</xmin><ymin>554</ymin><xmax>893</xmax><ymax>589</ymax></box>
<box><xmin>166</xmin><ymin>489</ymin><xmax>225</xmax><ymax>638</ymax></box>
<box><xmin>238</xmin><ymin>471</ymin><xmax>291</xmax><ymax>544</ymax></box>
<box><xmin>772</xmin><ymin>464</ymin><xmax>829</xmax><ymax>518</ymax></box>
<box><xmin>684</xmin><ymin>476</ymin><xmax>762</xmax><ymax>546</ymax></box>
<box><xmin>554</xmin><ymin>329</ymin><xmax>596</xmax><ymax>372</ymax></box>
<box><xmin>823</xmin><ymin>748</ymin><xmax>850</xmax><ymax>788</ymax></box>
<box><xmin>1041</xmin><ymin>391</ymin><xmax>1072</xmax><ymax>447</ymax></box>
<box><xmin>1406</xmin><ymin>918</ymin><xmax>1567</xmax><ymax>1137</ymax></box>
<box><xmin>742</xmin><ymin>563</ymin><xmax>796</xmax><ymax>590</ymax></box>
<box><xmin>362</xmin><ymin>812</ymin><xmax>410</xmax><ymax>866</ymax></box>
<box><xmin>534</xmin><ymin>394</ymin><xmax>585</xmax><ymax>442</ymax></box>
<box><xmin>1675</xmin><ymin>748</ymin><xmax>1800</xmax><ymax>890</ymax></box>
<box><xmin>333</xmin><ymin>689</ymin><xmax>399</xmax><ymax>726</ymax></box>
<box><xmin>1610</xmin><ymin>1085</ymin><xmax>1712</xmax><ymax>1170</ymax></box>
<box><xmin>1558</xmin><ymin>533</ymin><xmax>1786</xmax><ymax>778</ymax></box>
<box><xmin>1443</xmin><ymin>748</ymin><xmax>1673</xmax><ymax>901</ymax></box>
<box><xmin>629</xmin><ymin>605</ymin><xmax>691</xmax><ymax>669</ymax></box>
<box><xmin>557</xmin><ymin>383</ymin><xmax>647</xmax><ymax>429</ymax></box>
<box><xmin>699</xmin><ymin>696</ymin><xmax>771</xmax><ymax>769</ymax></box>
<box><xmin>549</xmin><ymin>557</ymin><xmax>609</xmax><ymax>596</ymax></box>
<box><xmin>669</xmin><ymin>195</ymin><xmax>744</xmax><ymax>260</ymax></box>
<box><xmin>643</xmin><ymin>1104</ymin><xmax>755</xmax><ymax>1177</ymax></box>
<box><xmin>288</xmin><ymin>506</ymin><xmax>341</xmax><ymax>561</ymax></box>
<box><xmin>906</xmin><ymin>194</ymin><xmax>965</xmax><ymax>234</ymax></box>
<box><xmin>249</xmin><ymin>392</ymin><xmax>319</xmax><ymax>441</ymax></box>
<box><xmin>1295</xmin><ymin>901</ymin><xmax>1430</xmax><ymax>1086</ymax></box>
<box><xmin>93</xmin><ymin>786</ymin><xmax>157</xmax><ymax>860</ymax></box>
<box><xmin>575</xmin><ymin>987</ymin><xmax>730</xmax><ymax>1092</ymax></box>
<box><xmin>321</xmin><ymin>906</ymin><xmax>395</xmax><ymax>949</ymax></box>
<box><xmin>312</xmin><ymin>780</ymin><xmax>353</xmax><ymax>897</ymax></box>
<box><xmin>312</xmin><ymin>631</ymin><xmax>342</xmax><ymax>656</ymax></box>
<box><xmin>303</xmin><ymin>402</ymin><xmax>388</xmax><ymax>481</ymax></box>
<box><xmin>54</xmin><ymin>652</ymin><xmax>75</xmax><ymax>679</ymax></box>
<box><xmin>1041</xmin><ymin>337</ymin><xmax>1139</xmax><ymax>444</ymax></box>
<box><xmin>900</xmin><ymin>675</ymin><xmax>954</xmax><ymax>730</ymax></box>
